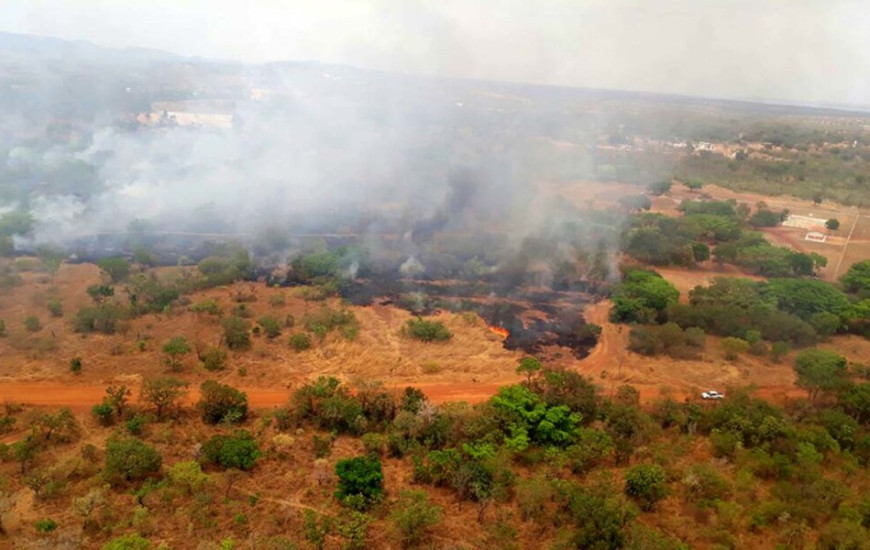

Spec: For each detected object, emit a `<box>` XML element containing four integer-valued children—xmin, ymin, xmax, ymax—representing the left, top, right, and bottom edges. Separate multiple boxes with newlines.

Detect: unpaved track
<box><xmin>0</xmin><ymin>380</ymin><xmax>509</xmax><ymax>410</ymax></box>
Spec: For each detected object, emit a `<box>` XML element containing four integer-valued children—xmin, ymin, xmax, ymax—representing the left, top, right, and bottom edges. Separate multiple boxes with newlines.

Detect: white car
<box><xmin>702</xmin><ymin>390</ymin><xmax>725</xmax><ymax>400</ymax></box>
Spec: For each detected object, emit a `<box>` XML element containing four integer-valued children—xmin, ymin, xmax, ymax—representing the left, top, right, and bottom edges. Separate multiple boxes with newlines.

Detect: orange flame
<box><xmin>489</xmin><ymin>326</ymin><xmax>510</xmax><ymax>338</ymax></box>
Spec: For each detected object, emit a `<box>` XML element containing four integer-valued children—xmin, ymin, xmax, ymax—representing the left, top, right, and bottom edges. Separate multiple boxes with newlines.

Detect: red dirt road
<box><xmin>0</xmin><ymin>380</ymin><xmax>509</xmax><ymax>411</ymax></box>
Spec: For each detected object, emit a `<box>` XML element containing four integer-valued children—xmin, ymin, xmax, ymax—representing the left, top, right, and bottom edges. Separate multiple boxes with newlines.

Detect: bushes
<box><xmin>199</xmin><ymin>347</ymin><xmax>227</xmax><ymax>371</ymax></box>
<box><xmin>221</xmin><ymin>315</ymin><xmax>251</xmax><ymax>350</ymax></box>
<box><xmin>289</xmin><ymin>332</ymin><xmax>312</xmax><ymax>352</ymax></box>
<box><xmin>390</xmin><ymin>490</ymin><xmax>442</xmax><ymax>548</ymax></box>
<box><xmin>198</xmin><ymin>381</ymin><xmax>248</xmax><ymax>425</ymax></box>
<box><xmin>162</xmin><ymin>336</ymin><xmax>191</xmax><ymax>371</ymax></box>
<box><xmin>624</xmin><ymin>463</ymin><xmax>668</xmax><ymax>511</ymax></box>
<box><xmin>611</xmin><ymin>269</ymin><xmax>680</xmax><ymax>323</ymax></box>
<box><xmin>46</xmin><ymin>298</ymin><xmax>63</xmax><ymax>317</ymax></box>
<box><xmin>257</xmin><ymin>315</ymin><xmax>282</xmax><ymax>339</ymax></box>
<box><xmin>190</xmin><ymin>299</ymin><xmax>222</xmax><ymax>315</ymax></box>
<box><xmin>628</xmin><ymin>323</ymin><xmax>705</xmax><ymax>359</ymax></box>
<box><xmin>335</xmin><ymin>456</ymin><xmax>384</xmax><ymax>508</ymax></box>
<box><xmin>24</xmin><ymin>316</ymin><xmax>42</xmax><ymax>332</ymax></box>
<box><xmin>202</xmin><ymin>430</ymin><xmax>260</xmax><ymax>470</ymax></box>
<box><xmin>403</xmin><ymin>318</ymin><xmax>452</xmax><ymax>342</ymax></box>
<box><xmin>73</xmin><ymin>304</ymin><xmax>126</xmax><ymax>334</ymax></box>
<box><xmin>303</xmin><ymin>306</ymin><xmax>359</xmax><ymax>340</ymax></box>
<box><xmin>721</xmin><ymin>337</ymin><xmax>749</xmax><ymax>360</ymax></box>
<box><xmin>104</xmin><ymin>437</ymin><xmax>162</xmax><ymax>484</ymax></box>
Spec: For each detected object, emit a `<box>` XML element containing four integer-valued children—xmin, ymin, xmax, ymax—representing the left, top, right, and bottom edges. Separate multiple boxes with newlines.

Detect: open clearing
<box><xmin>3</xmin><ymin>261</ymin><xmax>864</xmax><ymax>412</ymax></box>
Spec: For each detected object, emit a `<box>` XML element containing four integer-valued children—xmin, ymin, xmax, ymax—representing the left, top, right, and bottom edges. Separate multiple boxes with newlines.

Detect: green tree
<box><xmin>648</xmin><ymin>180</ymin><xmax>672</xmax><ymax>196</ymax></box>
<box><xmin>490</xmin><ymin>385</ymin><xmax>581</xmax><ymax>450</ymax></box>
<box><xmin>162</xmin><ymin>336</ymin><xmax>191</xmax><ymax>371</ymax></box>
<box><xmin>11</xmin><ymin>435</ymin><xmax>40</xmax><ymax>474</ymax></box>
<box><xmin>104</xmin><ymin>437</ymin><xmax>162</xmax><ymax>484</ymax></box>
<box><xmin>841</xmin><ymin>260</ymin><xmax>870</xmax><ymax>296</ymax></box>
<box><xmin>140</xmin><ymin>377</ymin><xmax>189</xmax><ymax>420</ymax></box>
<box><xmin>303</xmin><ymin>509</ymin><xmax>332</xmax><ymax>550</ymax></box>
<box><xmin>720</xmin><ymin>337</ymin><xmax>749</xmax><ymax>360</ymax></box>
<box><xmin>390</xmin><ymin>490</ymin><xmax>442</xmax><ymax>548</ymax></box>
<box><xmin>691</xmin><ymin>242</ymin><xmax>710</xmax><ymax>262</ymax></box>
<box><xmin>826</xmin><ymin>218</ymin><xmax>840</xmax><ymax>231</ymax></box>
<box><xmin>335</xmin><ymin>456</ymin><xmax>384</xmax><ymax>507</ymax></box>
<box><xmin>197</xmin><ymin>380</ymin><xmax>248</xmax><ymax>425</ymax></box>
<box><xmin>221</xmin><ymin>315</ymin><xmax>251</xmax><ymax>350</ymax></box>
<box><xmin>516</xmin><ymin>356</ymin><xmax>542</xmax><ymax>384</ymax></box>
<box><xmin>167</xmin><ymin>461</ymin><xmax>209</xmax><ymax>495</ymax></box>
<box><xmin>202</xmin><ymin>430</ymin><xmax>260</xmax><ymax>471</ymax></box>
<box><xmin>335</xmin><ymin>510</ymin><xmax>372</xmax><ymax>550</ymax></box>
<box><xmin>37</xmin><ymin>408</ymin><xmax>78</xmax><ymax>442</ymax></box>
<box><xmin>624</xmin><ymin>463</ymin><xmax>668</xmax><ymax>511</ymax></box>
<box><xmin>794</xmin><ymin>349</ymin><xmax>848</xmax><ymax>401</ymax></box>
<box><xmin>610</xmin><ymin>269</ymin><xmax>680</xmax><ymax>323</ymax></box>
<box><xmin>97</xmin><ymin>257</ymin><xmax>131</xmax><ymax>283</ymax></box>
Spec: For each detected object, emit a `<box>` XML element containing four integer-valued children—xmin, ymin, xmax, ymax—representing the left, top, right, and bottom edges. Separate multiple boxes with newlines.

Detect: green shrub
<box><xmin>624</xmin><ymin>463</ymin><xmax>668</xmax><ymax>511</ymax></box>
<box><xmin>46</xmin><ymin>298</ymin><xmax>63</xmax><ymax>318</ymax></box>
<box><xmin>198</xmin><ymin>380</ymin><xmax>248</xmax><ymax>425</ymax></box>
<box><xmin>70</xmin><ymin>357</ymin><xmax>83</xmax><ymax>374</ymax></box>
<box><xmin>24</xmin><ymin>316</ymin><xmax>42</xmax><ymax>332</ymax></box>
<box><xmin>0</xmin><ymin>319</ymin><xmax>5</xmax><ymax>336</ymax></box>
<box><xmin>313</xmin><ymin>434</ymin><xmax>334</xmax><ymax>459</ymax></box>
<box><xmin>200</xmin><ymin>347</ymin><xmax>227</xmax><ymax>371</ymax></box>
<box><xmin>34</xmin><ymin>518</ymin><xmax>57</xmax><ymax>533</ymax></box>
<box><xmin>190</xmin><ymin>299</ymin><xmax>222</xmax><ymax>315</ymax></box>
<box><xmin>335</xmin><ymin>456</ymin><xmax>384</xmax><ymax>508</ymax></box>
<box><xmin>222</xmin><ymin>316</ymin><xmax>251</xmax><ymax>350</ymax></box>
<box><xmin>162</xmin><ymin>336</ymin><xmax>191</xmax><ymax>371</ymax></box>
<box><xmin>303</xmin><ymin>306</ymin><xmax>359</xmax><ymax>340</ymax></box>
<box><xmin>269</xmin><ymin>293</ymin><xmax>286</xmax><ymax>307</ymax></box>
<box><xmin>403</xmin><ymin>318</ymin><xmax>452</xmax><ymax>342</ymax></box>
<box><xmin>125</xmin><ymin>415</ymin><xmax>148</xmax><ymax>436</ymax></box>
<box><xmin>257</xmin><ymin>315</ymin><xmax>282</xmax><ymax>339</ymax></box>
<box><xmin>390</xmin><ymin>490</ymin><xmax>442</xmax><ymax>548</ymax></box>
<box><xmin>92</xmin><ymin>403</ymin><xmax>115</xmax><ymax>426</ymax></box>
<box><xmin>289</xmin><ymin>332</ymin><xmax>312</xmax><ymax>352</ymax></box>
<box><xmin>721</xmin><ymin>337</ymin><xmax>749</xmax><ymax>360</ymax></box>
<box><xmin>101</xmin><ymin>533</ymin><xmax>152</xmax><ymax>550</ymax></box>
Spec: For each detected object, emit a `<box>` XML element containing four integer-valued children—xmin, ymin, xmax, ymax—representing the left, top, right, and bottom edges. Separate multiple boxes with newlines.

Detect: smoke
<box><xmin>0</xmin><ymin>33</ymin><xmax>635</xmax><ymax>278</ymax></box>
<box><xmin>399</xmin><ymin>256</ymin><xmax>425</xmax><ymax>277</ymax></box>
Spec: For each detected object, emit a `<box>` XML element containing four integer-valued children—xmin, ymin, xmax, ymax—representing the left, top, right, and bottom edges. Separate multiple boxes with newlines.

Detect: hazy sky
<box><xmin>2</xmin><ymin>0</ymin><xmax>869</xmax><ymax>106</ymax></box>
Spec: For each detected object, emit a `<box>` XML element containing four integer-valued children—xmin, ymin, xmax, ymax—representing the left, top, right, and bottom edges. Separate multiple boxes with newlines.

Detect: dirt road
<box><xmin>0</xmin><ymin>380</ymin><xmax>512</xmax><ymax>411</ymax></box>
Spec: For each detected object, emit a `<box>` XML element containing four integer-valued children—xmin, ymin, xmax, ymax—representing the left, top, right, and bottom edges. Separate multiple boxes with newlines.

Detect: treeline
<box><xmin>622</xmin><ymin>196</ymin><xmax>827</xmax><ymax>277</ymax></box>
<box><xmin>613</xmin><ymin>261</ymin><xmax>870</xmax><ymax>360</ymax></box>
